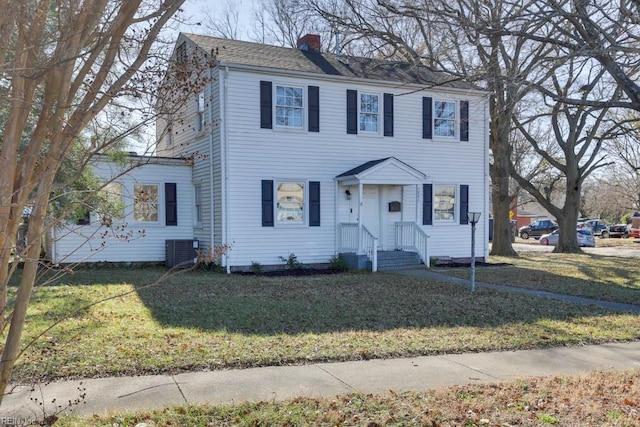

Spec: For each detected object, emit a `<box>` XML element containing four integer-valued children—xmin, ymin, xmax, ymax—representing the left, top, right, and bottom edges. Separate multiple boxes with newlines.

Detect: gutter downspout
<box><xmin>484</xmin><ymin>94</ymin><xmax>490</xmax><ymax>261</ymax></box>
<box><xmin>209</xmin><ymin>65</ymin><xmax>215</xmax><ymax>265</ymax></box>
<box><xmin>222</xmin><ymin>66</ymin><xmax>231</xmax><ymax>274</ymax></box>
<box><xmin>334</xmin><ymin>178</ymin><xmax>338</xmax><ymax>255</ymax></box>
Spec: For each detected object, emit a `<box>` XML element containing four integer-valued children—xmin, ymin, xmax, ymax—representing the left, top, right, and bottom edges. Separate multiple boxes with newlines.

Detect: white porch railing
<box><xmin>338</xmin><ymin>223</ymin><xmax>359</xmax><ymax>252</ymax></box>
<box><xmin>337</xmin><ymin>222</ymin><xmax>378</xmax><ymax>272</ymax></box>
<box><xmin>395</xmin><ymin>221</ymin><xmax>430</xmax><ymax>266</ymax></box>
<box><xmin>361</xmin><ymin>225</ymin><xmax>378</xmax><ymax>272</ymax></box>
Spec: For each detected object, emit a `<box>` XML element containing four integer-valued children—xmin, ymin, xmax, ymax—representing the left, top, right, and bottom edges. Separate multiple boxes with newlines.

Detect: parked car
<box><xmin>519</xmin><ymin>219</ymin><xmax>558</xmax><ymax>239</ymax></box>
<box><xmin>608</xmin><ymin>224</ymin><xmax>629</xmax><ymax>238</ymax></box>
<box><xmin>577</xmin><ymin>219</ymin><xmax>609</xmax><ymax>238</ymax></box>
<box><xmin>539</xmin><ymin>229</ymin><xmax>596</xmax><ymax>247</ymax></box>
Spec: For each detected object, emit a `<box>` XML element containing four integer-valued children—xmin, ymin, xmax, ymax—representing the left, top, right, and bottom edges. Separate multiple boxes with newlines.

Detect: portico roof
<box><xmin>336</xmin><ymin>157</ymin><xmax>426</xmax><ymax>185</ymax></box>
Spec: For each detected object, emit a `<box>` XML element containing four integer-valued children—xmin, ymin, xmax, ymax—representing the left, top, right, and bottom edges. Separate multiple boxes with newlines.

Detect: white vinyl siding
<box><xmin>52</xmin><ymin>159</ymin><xmax>194</xmax><ymax>264</ymax></box>
<box><xmin>218</xmin><ymin>68</ymin><xmax>488</xmax><ymax>266</ymax></box>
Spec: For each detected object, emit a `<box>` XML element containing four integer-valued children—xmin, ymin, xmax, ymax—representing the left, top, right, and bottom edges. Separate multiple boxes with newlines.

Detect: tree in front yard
<box><xmin>0</xmin><ymin>0</ymin><xmax>188</xmax><ymax>404</ymax></box>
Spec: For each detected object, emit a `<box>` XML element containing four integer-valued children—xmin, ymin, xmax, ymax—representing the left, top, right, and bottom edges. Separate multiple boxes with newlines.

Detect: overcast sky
<box><xmin>179</xmin><ymin>0</ymin><xmax>253</xmax><ymax>38</ymax></box>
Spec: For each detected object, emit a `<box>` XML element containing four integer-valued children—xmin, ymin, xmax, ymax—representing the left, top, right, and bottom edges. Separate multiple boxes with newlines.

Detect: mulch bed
<box><xmin>235</xmin><ymin>268</ymin><xmax>344</xmax><ymax>277</ymax></box>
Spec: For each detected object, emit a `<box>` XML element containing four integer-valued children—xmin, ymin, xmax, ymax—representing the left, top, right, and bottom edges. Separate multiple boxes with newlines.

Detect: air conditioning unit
<box><xmin>165</xmin><ymin>239</ymin><xmax>199</xmax><ymax>268</ymax></box>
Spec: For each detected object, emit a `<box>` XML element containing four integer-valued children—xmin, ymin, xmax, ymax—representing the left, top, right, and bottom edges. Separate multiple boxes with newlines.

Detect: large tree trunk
<box><xmin>554</xmin><ymin>177</ymin><xmax>582</xmax><ymax>253</ymax></box>
<box><xmin>487</xmin><ymin>34</ymin><xmax>517</xmax><ymax>258</ymax></box>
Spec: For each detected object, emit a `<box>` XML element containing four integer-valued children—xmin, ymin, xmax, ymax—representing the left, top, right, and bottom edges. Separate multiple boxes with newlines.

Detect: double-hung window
<box><xmin>194</xmin><ymin>184</ymin><xmax>202</xmax><ymax>224</ymax></box>
<box><xmin>434</xmin><ymin>184</ymin><xmax>456</xmax><ymax>221</ymax></box>
<box><xmin>134</xmin><ymin>184</ymin><xmax>159</xmax><ymax>222</ymax></box>
<box><xmin>276</xmin><ymin>181</ymin><xmax>305</xmax><ymax>224</ymax></box>
<box><xmin>275</xmin><ymin>85</ymin><xmax>303</xmax><ymax>128</ymax></box>
<box><xmin>433</xmin><ymin>100</ymin><xmax>456</xmax><ymax>138</ymax></box>
<box><xmin>359</xmin><ymin>93</ymin><xmax>379</xmax><ymax>133</ymax></box>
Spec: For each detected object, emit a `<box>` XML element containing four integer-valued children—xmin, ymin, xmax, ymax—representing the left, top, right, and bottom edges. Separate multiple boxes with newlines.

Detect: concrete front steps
<box><xmin>341</xmin><ymin>250</ymin><xmax>424</xmax><ymax>271</ymax></box>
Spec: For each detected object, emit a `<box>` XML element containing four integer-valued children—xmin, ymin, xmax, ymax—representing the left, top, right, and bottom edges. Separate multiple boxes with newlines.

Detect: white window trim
<box><xmin>193</xmin><ymin>183</ymin><xmax>203</xmax><ymax>228</ymax></box>
<box><xmin>433</xmin><ymin>183</ymin><xmax>457</xmax><ymax>223</ymax></box>
<box><xmin>359</xmin><ymin>92</ymin><xmax>381</xmax><ymax>135</ymax></box>
<box><xmin>196</xmin><ymin>91</ymin><xmax>205</xmax><ymax>132</ymax></box>
<box><xmin>274</xmin><ymin>179</ymin><xmax>308</xmax><ymax>227</ymax></box>
<box><xmin>274</xmin><ymin>84</ymin><xmax>305</xmax><ymax>130</ymax></box>
<box><xmin>131</xmin><ymin>182</ymin><xmax>162</xmax><ymax>225</ymax></box>
<box><xmin>432</xmin><ymin>99</ymin><xmax>458</xmax><ymax>140</ymax></box>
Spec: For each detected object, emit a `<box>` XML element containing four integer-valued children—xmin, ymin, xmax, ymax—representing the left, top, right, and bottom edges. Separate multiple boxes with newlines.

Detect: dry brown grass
<box><xmin>445</xmin><ymin>248</ymin><xmax>640</xmax><ymax>305</ymax></box>
<box><xmin>57</xmin><ymin>369</ymin><xmax>640</xmax><ymax>426</ymax></box>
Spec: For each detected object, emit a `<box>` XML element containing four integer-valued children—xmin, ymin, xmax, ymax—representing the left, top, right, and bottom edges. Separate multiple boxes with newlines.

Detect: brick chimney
<box><xmin>297</xmin><ymin>34</ymin><xmax>321</xmax><ymax>52</ymax></box>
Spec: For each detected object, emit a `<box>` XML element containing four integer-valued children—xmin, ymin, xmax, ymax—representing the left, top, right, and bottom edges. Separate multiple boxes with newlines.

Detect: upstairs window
<box><xmin>434</xmin><ymin>100</ymin><xmax>456</xmax><ymax>138</ymax></box>
<box><xmin>359</xmin><ymin>93</ymin><xmax>379</xmax><ymax>133</ymax></box>
<box><xmin>275</xmin><ymin>85</ymin><xmax>303</xmax><ymax>128</ymax></box>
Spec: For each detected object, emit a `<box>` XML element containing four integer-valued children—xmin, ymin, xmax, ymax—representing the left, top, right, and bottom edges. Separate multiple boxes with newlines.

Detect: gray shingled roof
<box><xmin>336</xmin><ymin>158</ymin><xmax>391</xmax><ymax>178</ymax></box>
<box><xmin>182</xmin><ymin>33</ymin><xmax>477</xmax><ymax>90</ymax></box>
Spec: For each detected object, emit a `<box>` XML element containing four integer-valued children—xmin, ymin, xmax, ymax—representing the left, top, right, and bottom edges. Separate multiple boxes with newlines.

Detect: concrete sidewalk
<box><xmin>2</xmin><ymin>342</ymin><xmax>640</xmax><ymax>421</ymax></box>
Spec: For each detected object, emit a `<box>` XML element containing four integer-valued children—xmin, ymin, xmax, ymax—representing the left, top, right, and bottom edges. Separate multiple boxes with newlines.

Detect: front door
<box><xmin>361</xmin><ymin>185</ymin><xmax>381</xmax><ymax>246</ymax></box>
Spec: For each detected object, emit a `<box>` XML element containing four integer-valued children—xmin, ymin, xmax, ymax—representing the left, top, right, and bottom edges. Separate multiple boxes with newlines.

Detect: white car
<box><xmin>539</xmin><ymin>229</ymin><xmax>596</xmax><ymax>247</ymax></box>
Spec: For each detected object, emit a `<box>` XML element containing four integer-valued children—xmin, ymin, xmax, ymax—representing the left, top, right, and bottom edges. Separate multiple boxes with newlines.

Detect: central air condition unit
<box><xmin>165</xmin><ymin>239</ymin><xmax>199</xmax><ymax>268</ymax></box>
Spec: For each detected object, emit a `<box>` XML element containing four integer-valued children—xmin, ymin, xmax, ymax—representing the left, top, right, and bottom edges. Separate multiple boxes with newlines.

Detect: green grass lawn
<box><xmin>14</xmin><ymin>261</ymin><xmax>640</xmax><ymax>384</ymax></box>
<box><xmin>445</xmin><ymin>252</ymin><xmax>640</xmax><ymax>305</ymax></box>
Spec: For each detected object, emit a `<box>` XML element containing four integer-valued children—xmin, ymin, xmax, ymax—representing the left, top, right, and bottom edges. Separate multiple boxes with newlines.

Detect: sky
<box><xmin>179</xmin><ymin>0</ymin><xmax>253</xmax><ymax>38</ymax></box>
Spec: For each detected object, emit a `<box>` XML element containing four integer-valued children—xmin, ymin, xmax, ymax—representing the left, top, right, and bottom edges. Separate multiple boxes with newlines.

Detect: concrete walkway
<box><xmin>2</xmin><ymin>268</ymin><xmax>640</xmax><ymax>422</ymax></box>
<box><xmin>3</xmin><ymin>342</ymin><xmax>640</xmax><ymax>422</ymax></box>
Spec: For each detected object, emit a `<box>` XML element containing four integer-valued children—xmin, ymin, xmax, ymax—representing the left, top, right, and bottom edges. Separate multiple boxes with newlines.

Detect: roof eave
<box><xmin>214</xmin><ymin>60</ymin><xmax>489</xmax><ymax>96</ymax></box>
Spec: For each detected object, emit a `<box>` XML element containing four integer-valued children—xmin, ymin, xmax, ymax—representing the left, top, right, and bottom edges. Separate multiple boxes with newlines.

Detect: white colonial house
<box><xmin>51</xmin><ymin>33</ymin><xmax>490</xmax><ymax>271</ymax></box>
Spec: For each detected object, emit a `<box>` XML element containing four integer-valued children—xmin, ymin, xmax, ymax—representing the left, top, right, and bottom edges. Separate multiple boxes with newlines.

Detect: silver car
<box><xmin>539</xmin><ymin>229</ymin><xmax>596</xmax><ymax>247</ymax></box>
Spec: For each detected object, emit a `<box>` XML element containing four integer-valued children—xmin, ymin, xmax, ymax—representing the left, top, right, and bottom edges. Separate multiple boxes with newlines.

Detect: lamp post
<box><xmin>468</xmin><ymin>212</ymin><xmax>481</xmax><ymax>293</ymax></box>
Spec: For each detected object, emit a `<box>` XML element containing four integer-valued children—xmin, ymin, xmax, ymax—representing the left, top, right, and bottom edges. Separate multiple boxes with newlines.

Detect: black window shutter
<box><xmin>422</xmin><ymin>97</ymin><xmax>432</xmax><ymax>139</ymax></box>
<box><xmin>309</xmin><ymin>181</ymin><xmax>321</xmax><ymax>226</ymax></box>
<box><xmin>308</xmin><ymin>86</ymin><xmax>320</xmax><ymax>132</ymax></box>
<box><xmin>384</xmin><ymin>93</ymin><xmax>394</xmax><ymax>137</ymax></box>
<box><xmin>346</xmin><ymin>89</ymin><xmax>358</xmax><ymax>134</ymax></box>
<box><xmin>422</xmin><ymin>184</ymin><xmax>433</xmax><ymax>225</ymax></box>
<box><xmin>460</xmin><ymin>100</ymin><xmax>469</xmax><ymax>141</ymax></box>
<box><xmin>165</xmin><ymin>183</ymin><xmax>177</xmax><ymax>226</ymax></box>
<box><xmin>460</xmin><ymin>184</ymin><xmax>469</xmax><ymax>225</ymax></box>
<box><xmin>261</xmin><ymin>180</ymin><xmax>274</xmax><ymax>227</ymax></box>
<box><xmin>260</xmin><ymin>81</ymin><xmax>272</xmax><ymax>129</ymax></box>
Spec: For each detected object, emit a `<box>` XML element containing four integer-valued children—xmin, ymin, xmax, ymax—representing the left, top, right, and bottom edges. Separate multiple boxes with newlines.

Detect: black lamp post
<box><xmin>468</xmin><ymin>212</ymin><xmax>481</xmax><ymax>292</ymax></box>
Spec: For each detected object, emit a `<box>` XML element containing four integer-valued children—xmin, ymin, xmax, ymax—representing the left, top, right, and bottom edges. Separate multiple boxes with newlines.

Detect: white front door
<box><xmin>361</xmin><ymin>185</ymin><xmax>381</xmax><ymax>245</ymax></box>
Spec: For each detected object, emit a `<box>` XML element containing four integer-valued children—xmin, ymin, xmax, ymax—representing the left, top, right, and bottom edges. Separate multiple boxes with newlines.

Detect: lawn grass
<box><xmin>444</xmin><ymin>252</ymin><xmax>640</xmax><ymax>305</ymax></box>
<box><xmin>56</xmin><ymin>368</ymin><xmax>640</xmax><ymax>426</ymax></box>
<box><xmin>14</xmin><ymin>264</ymin><xmax>640</xmax><ymax>384</ymax></box>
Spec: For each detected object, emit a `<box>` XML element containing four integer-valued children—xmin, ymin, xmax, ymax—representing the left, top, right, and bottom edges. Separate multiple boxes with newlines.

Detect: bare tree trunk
<box><xmin>0</xmin><ymin>180</ymin><xmax>52</xmax><ymax>398</ymax></box>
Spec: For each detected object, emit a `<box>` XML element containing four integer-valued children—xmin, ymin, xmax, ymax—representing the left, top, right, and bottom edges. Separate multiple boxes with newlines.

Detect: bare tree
<box><xmin>507</xmin><ymin>0</ymin><xmax>640</xmax><ymax>111</ymax></box>
<box><xmin>0</xmin><ymin>0</ymin><xmax>188</xmax><ymax>403</ymax></box>
<box><xmin>201</xmin><ymin>0</ymin><xmax>243</xmax><ymax>39</ymax></box>
<box><xmin>309</xmin><ymin>0</ymin><xmax>560</xmax><ymax>256</ymax></box>
<box><xmin>511</xmin><ymin>55</ymin><xmax>619</xmax><ymax>252</ymax></box>
<box><xmin>252</xmin><ymin>0</ymin><xmax>335</xmax><ymax>48</ymax></box>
